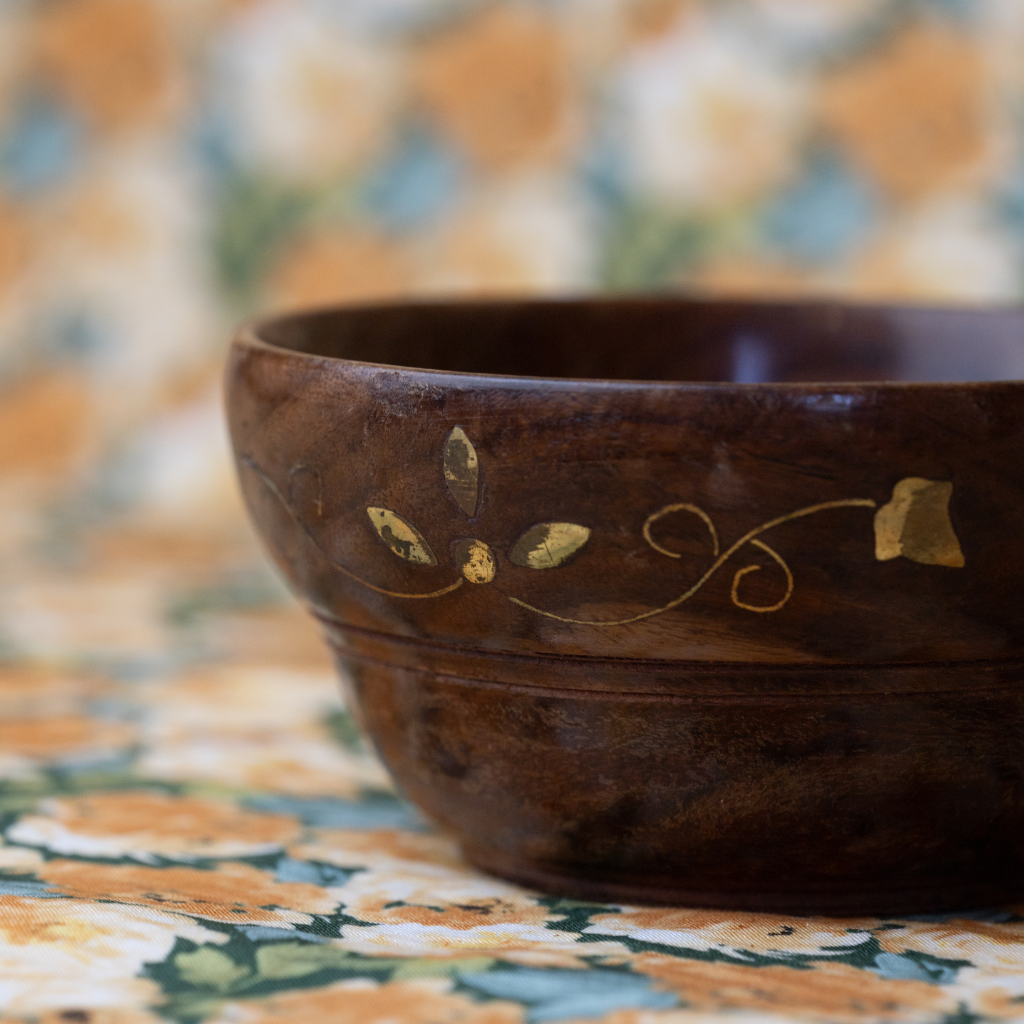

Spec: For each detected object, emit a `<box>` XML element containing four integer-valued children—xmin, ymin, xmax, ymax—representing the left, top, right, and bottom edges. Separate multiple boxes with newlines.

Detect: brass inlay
<box><xmin>241</xmin><ymin>459</ymin><xmax>462</xmax><ymax>600</ymax></box>
<box><xmin>643</xmin><ymin>503</ymin><xmax>720</xmax><ymax>558</ymax></box>
<box><xmin>510</xmin><ymin>498</ymin><xmax>877</xmax><ymax>626</ymax></box>
<box><xmin>510</xmin><ymin>522</ymin><xmax>591</xmax><ymax>569</ymax></box>
<box><xmin>247</xmin><ymin>434</ymin><xmax>967</xmax><ymax>625</ymax></box>
<box><xmin>444</xmin><ymin>426</ymin><xmax>479</xmax><ymax>517</ymax></box>
<box><xmin>874</xmin><ymin>478</ymin><xmax>964</xmax><ymax>568</ymax></box>
<box><xmin>366</xmin><ymin>507</ymin><xmax>438</xmax><ymax>565</ymax></box>
<box><xmin>730</xmin><ymin>538</ymin><xmax>794</xmax><ymax>613</ymax></box>
<box><xmin>455</xmin><ymin>539</ymin><xmax>497</xmax><ymax>584</ymax></box>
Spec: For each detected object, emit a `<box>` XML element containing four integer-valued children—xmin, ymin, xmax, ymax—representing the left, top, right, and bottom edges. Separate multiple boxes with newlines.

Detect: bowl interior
<box><xmin>257</xmin><ymin>298</ymin><xmax>1024</xmax><ymax>385</ymax></box>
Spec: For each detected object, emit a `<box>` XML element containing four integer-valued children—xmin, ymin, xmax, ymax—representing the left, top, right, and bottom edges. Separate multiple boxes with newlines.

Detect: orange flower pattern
<box><xmin>1</xmin><ymin>0</ymin><xmax>1024</xmax><ymax>1021</ymax></box>
<box><xmin>36</xmin><ymin>860</ymin><xmax>338</xmax><ymax>926</ymax></box>
<box><xmin>0</xmin><ymin>601</ymin><xmax>1019</xmax><ymax>1023</ymax></box>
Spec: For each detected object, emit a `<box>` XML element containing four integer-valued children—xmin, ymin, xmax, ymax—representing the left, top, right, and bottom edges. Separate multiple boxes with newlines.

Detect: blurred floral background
<box><xmin>3</xmin><ymin>0</ymin><xmax>1024</xmax><ymax>632</ymax></box>
<box><xmin>3</xmin><ymin>3</ymin><xmax>1024</xmax><ymax>1018</ymax></box>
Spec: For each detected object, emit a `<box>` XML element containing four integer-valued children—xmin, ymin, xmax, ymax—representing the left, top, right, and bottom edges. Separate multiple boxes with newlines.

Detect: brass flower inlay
<box><xmin>365</xmin><ymin>427</ymin><xmax>591</xmax><ymax>585</ymax></box>
<box><xmin>242</xmin><ymin>426</ymin><xmax>965</xmax><ymax>627</ymax></box>
<box><xmin>454</xmin><ymin>539</ymin><xmax>497</xmax><ymax>584</ymax></box>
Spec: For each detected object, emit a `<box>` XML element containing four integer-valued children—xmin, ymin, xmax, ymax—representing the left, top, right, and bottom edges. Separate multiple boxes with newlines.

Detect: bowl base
<box><xmin>462</xmin><ymin>844</ymin><xmax>1023</xmax><ymax>917</ymax></box>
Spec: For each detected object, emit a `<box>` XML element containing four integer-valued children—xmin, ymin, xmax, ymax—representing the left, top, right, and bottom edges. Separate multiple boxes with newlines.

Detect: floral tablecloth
<box><xmin>0</xmin><ymin>493</ymin><xmax>1021</xmax><ymax>1024</ymax></box>
<box><xmin>2</xmin><ymin>0</ymin><xmax>1024</xmax><ymax>1018</ymax></box>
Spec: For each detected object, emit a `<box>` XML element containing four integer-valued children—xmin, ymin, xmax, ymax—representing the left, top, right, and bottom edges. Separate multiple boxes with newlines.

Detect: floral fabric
<box><xmin>3</xmin><ymin>0</ymin><xmax>1024</xmax><ymax>1020</ymax></box>
<box><xmin>1</xmin><ymin>537</ymin><xmax>1024</xmax><ymax>1023</ymax></box>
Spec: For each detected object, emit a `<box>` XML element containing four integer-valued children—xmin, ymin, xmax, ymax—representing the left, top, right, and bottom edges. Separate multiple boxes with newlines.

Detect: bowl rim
<box><xmin>234</xmin><ymin>295</ymin><xmax>1024</xmax><ymax>391</ymax></box>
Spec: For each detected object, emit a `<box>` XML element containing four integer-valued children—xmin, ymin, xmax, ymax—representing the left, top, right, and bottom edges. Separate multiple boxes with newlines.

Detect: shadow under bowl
<box><xmin>226</xmin><ymin>296</ymin><xmax>1024</xmax><ymax>914</ymax></box>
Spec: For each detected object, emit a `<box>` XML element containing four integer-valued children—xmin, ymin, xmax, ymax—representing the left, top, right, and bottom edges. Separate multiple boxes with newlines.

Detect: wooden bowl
<box><xmin>226</xmin><ymin>298</ymin><xmax>1024</xmax><ymax>915</ymax></box>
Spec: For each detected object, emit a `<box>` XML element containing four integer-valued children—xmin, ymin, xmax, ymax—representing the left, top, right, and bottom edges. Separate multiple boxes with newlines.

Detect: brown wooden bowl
<box><xmin>226</xmin><ymin>297</ymin><xmax>1024</xmax><ymax>915</ymax></box>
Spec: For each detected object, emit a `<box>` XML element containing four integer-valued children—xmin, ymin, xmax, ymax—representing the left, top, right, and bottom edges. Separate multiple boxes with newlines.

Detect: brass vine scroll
<box><xmin>509</xmin><ymin>498</ymin><xmax>878</xmax><ymax>626</ymax></box>
<box><xmin>243</xmin><ymin>422</ymin><xmax>965</xmax><ymax>626</ymax></box>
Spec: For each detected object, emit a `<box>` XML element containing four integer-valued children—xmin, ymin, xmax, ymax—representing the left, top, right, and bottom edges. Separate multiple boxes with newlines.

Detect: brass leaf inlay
<box><xmin>444</xmin><ymin>426</ymin><xmax>479</xmax><ymax>517</ymax></box>
<box><xmin>874</xmin><ymin>478</ymin><xmax>964</xmax><ymax>568</ymax></box>
<box><xmin>454</xmin><ymin>538</ymin><xmax>496</xmax><ymax>584</ymax></box>
<box><xmin>510</xmin><ymin>522</ymin><xmax>591</xmax><ymax>569</ymax></box>
<box><xmin>243</xmin><ymin>459</ymin><xmax>461</xmax><ymax>598</ymax></box>
<box><xmin>366</xmin><ymin>507</ymin><xmax>437</xmax><ymax>565</ymax></box>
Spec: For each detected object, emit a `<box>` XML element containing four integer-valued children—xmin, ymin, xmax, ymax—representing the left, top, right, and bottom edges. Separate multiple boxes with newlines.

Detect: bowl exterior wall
<box><xmin>335</xmin><ymin>645</ymin><xmax>1024</xmax><ymax>914</ymax></box>
<box><xmin>227</xmin><ymin>337</ymin><xmax>1024</xmax><ymax>666</ymax></box>
<box><xmin>226</xmin><ymin>321</ymin><xmax>1024</xmax><ymax>913</ymax></box>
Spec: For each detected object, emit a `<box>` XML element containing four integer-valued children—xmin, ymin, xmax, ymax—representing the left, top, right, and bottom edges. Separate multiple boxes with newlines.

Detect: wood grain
<box><xmin>227</xmin><ymin>296</ymin><xmax>1024</xmax><ymax>912</ymax></box>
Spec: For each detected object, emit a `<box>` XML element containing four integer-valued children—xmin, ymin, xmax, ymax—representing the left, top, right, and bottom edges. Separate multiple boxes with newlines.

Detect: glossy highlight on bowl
<box><xmin>226</xmin><ymin>298</ymin><xmax>1024</xmax><ymax>914</ymax></box>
